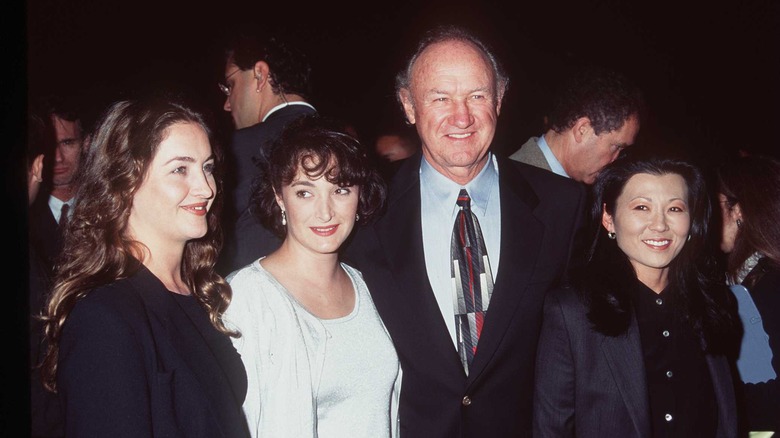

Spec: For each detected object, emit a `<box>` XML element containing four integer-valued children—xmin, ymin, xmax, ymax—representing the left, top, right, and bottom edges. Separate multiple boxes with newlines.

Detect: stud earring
<box><xmin>355</xmin><ymin>213</ymin><xmax>360</xmax><ymax>222</ymax></box>
<box><xmin>607</xmin><ymin>232</ymin><xmax>616</xmax><ymax>240</ymax></box>
<box><xmin>281</xmin><ymin>210</ymin><xmax>287</xmax><ymax>226</ymax></box>
<box><xmin>736</xmin><ymin>219</ymin><xmax>743</xmax><ymax>228</ymax></box>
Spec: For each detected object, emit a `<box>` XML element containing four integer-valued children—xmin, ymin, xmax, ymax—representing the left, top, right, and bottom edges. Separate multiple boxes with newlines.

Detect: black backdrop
<box><xmin>6</xmin><ymin>0</ymin><xmax>779</xmax><ymax>433</ymax></box>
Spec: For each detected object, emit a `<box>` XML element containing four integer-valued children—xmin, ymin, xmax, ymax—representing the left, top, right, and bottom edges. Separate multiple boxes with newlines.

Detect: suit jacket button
<box><xmin>462</xmin><ymin>396</ymin><xmax>472</xmax><ymax>406</ymax></box>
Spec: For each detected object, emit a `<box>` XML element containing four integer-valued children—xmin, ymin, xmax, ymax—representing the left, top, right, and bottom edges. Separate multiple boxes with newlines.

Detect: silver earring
<box><xmin>607</xmin><ymin>232</ymin><xmax>616</xmax><ymax>240</ymax></box>
<box><xmin>281</xmin><ymin>210</ymin><xmax>287</xmax><ymax>226</ymax></box>
<box><xmin>355</xmin><ymin>213</ymin><xmax>360</xmax><ymax>222</ymax></box>
<box><xmin>736</xmin><ymin>219</ymin><xmax>743</xmax><ymax>228</ymax></box>
<box><xmin>687</xmin><ymin>235</ymin><xmax>692</xmax><ymax>242</ymax></box>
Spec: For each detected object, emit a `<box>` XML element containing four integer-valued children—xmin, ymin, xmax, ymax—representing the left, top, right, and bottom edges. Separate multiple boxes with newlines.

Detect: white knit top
<box><xmin>223</xmin><ymin>260</ymin><xmax>401</xmax><ymax>438</ymax></box>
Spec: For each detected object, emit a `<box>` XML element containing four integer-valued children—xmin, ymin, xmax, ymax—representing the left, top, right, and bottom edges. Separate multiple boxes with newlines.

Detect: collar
<box><xmin>262</xmin><ymin>101</ymin><xmax>316</xmax><ymax>122</ymax></box>
<box><xmin>419</xmin><ymin>153</ymin><xmax>499</xmax><ymax>217</ymax></box>
<box><xmin>538</xmin><ymin>135</ymin><xmax>570</xmax><ymax>178</ymax></box>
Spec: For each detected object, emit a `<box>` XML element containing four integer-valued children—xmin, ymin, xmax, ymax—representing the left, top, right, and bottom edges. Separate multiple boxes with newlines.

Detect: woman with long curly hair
<box><xmin>533</xmin><ymin>157</ymin><xmax>740</xmax><ymax>437</ymax></box>
<box><xmin>40</xmin><ymin>97</ymin><xmax>249</xmax><ymax>437</ymax></box>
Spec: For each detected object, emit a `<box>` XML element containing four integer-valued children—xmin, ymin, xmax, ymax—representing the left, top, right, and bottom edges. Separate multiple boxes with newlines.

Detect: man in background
<box><xmin>510</xmin><ymin>66</ymin><xmax>643</xmax><ymax>184</ymax></box>
<box><xmin>218</xmin><ymin>32</ymin><xmax>316</xmax><ymax>273</ymax></box>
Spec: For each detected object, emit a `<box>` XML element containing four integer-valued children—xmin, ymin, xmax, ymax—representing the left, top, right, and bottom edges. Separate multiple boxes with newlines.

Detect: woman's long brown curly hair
<box><xmin>40</xmin><ymin>97</ymin><xmax>235</xmax><ymax>392</ymax></box>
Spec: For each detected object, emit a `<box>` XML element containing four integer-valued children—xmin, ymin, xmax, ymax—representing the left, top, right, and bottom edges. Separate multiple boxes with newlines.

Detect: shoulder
<box><xmin>502</xmin><ymin>156</ymin><xmax>580</xmax><ymax>197</ymax></box>
<box><xmin>227</xmin><ymin>260</ymin><xmax>266</xmax><ymax>290</ymax></box>
<box><xmin>509</xmin><ymin>137</ymin><xmax>541</xmax><ymax>159</ymax></box>
<box><xmin>61</xmin><ymin>276</ymin><xmax>151</xmax><ymax>349</ymax></box>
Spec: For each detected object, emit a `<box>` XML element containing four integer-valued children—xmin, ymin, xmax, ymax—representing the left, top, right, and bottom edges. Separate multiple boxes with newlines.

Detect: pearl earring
<box><xmin>281</xmin><ymin>210</ymin><xmax>287</xmax><ymax>226</ymax></box>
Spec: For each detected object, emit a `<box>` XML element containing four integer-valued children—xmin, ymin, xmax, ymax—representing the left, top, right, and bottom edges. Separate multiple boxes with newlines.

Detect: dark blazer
<box><xmin>220</xmin><ymin>104</ymin><xmax>317</xmax><ymax>274</ymax></box>
<box><xmin>533</xmin><ymin>286</ymin><xmax>738</xmax><ymax>438</ymax></box>
<box><xmin>28</xmin><ymin>194</ymin><xmax>63</xmax><ymax>273</ymax></box>
<box><xmin>346</xmin><ymin>154</ymin><xmax>585</xmax><ymax>437</ymax></box>
<box><xmin>57</xmin><ymin>267</ymin><xmax>249</xmax><ymax>438</ymax></box>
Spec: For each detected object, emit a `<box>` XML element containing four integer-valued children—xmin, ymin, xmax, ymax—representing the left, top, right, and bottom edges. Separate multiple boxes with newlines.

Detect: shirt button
<box><xmin>656</xmin><ymin>298</ymin><xmax>663</xmax><ymax>305</ymax></box>
<box><xmin>665</xmin><ymin>413</ymin><xmax>673</xmax><ymax>422</ymax></box>
<box><xmin>662</xmin><ymin>330</ymin><xmax>670</xmax><ymax>337</ymax></box>
<box><xmin>462</xmin><ymin>396</ymin><xmax>472</xmax><ymax>406</ymax></box>
<box><xmin>666</xmin><ymin>370</ymin><xmax>673</xmax><ymax>378</ymax></box>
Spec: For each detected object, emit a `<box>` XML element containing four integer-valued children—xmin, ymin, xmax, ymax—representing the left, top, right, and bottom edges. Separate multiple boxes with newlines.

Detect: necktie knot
<box><xmin>456</xmin><ymin>189</ymin><xmax>471</xmax><ymax>211</ymax></box>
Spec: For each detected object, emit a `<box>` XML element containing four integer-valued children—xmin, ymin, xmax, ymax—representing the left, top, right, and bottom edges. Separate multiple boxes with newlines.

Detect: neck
<box><xmin>260</xmin><ymin>93</ymin><xmax>306</xmax><ymax>121</ymax></box>
<box><xmin>50</xmin><ymin>185</ymin><xmax>75</xmax><ymax>202</ymax></box>
<box><xmin>636</xmin><ymin>269</ymin><xmax>669</xmax><ymax>294</ymax></box>
<box><xmin>133</xmin><ymin>239</ymin><xmax>189</xmax><ymax>295</ymax></box>
<box><xmin>542</xmin><ymin>130</ymin><xmax>570</xmax><ymax>173</ymax></box>
<box><xmin>424</xmin><ymin>152</ymin><xmax>489</xmax><ymax>186</ymax></box>
<box><xmin>266</xmin><ymin>238</ymin><xmax>342</xmax><ymax>283</ymax></box>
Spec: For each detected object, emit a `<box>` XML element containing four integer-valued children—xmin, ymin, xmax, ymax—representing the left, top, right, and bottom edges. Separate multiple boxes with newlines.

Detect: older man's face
<box><xmin>400</xmin><ymin>40</ymin><xmax>502</xmax><ymax>185</ymax></box>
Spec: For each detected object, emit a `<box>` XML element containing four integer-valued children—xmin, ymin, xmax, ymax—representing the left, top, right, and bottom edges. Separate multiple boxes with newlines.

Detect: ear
<box><xmin>273</xmin><ymin>188</ymin><xmax>285</xmax><ymax>212</ymax></box>
<box><xmin>731</xmin><ymin>202</ymin><xmax>743</xmax><ymax>222</ymax></box>
<box><xmin>253</xmin><ymin>61</ymin><xmax>271</xmax><ymax>87</ymax></box>
<box><xmin>398</xmin><ymin>89</ymin><xmax>416</xmax><ymax>125</ymax></box>
<box><xmin>572</xmin><ymin>117</ymin><xmax>592</xmax><ymax>143</ymax></box>
<box><xmin>495</xmin><ymin>84</ymin><xmax>506</xmax><ymax>116</ymax></box>
<box><xmin>31</xmin><ymin>153</ymin><xmax>44</xmax><ymax>183</ymax></box>
<box><xmin>601</xmin><ymin>205</ymin><xmax>615</xmax><ymax>233</ymax></box>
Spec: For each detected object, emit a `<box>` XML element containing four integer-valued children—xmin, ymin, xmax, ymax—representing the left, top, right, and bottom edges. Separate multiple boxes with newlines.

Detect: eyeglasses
<box><xmin>218</xmin><ymin>69</ymin><xmax>242</xmax><ymax>96</ymax></box>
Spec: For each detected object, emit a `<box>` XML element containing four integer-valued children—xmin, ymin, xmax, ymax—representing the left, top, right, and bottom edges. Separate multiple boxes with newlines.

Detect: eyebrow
<box><xmin>290</xmin><ymin>180</ymin><xmax>315</xmax><ymax>188</ymax></box>
<box><xmin>164</xmin><ymin>154</ymin><xmax>215</xmax><ymax>165</ymax></box>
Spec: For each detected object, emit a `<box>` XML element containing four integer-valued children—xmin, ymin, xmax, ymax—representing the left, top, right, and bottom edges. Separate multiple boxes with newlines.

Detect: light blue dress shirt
<box><xmin>420</xmin><ymin>153</ymin><xmax>501</xmax><ymax>347</ymax></box>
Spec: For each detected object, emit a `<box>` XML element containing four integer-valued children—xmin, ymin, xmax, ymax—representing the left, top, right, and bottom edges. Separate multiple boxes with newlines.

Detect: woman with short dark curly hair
<box><xmin>40</xmin><ymin>97</ymin><xmax>249</xmax><ymax>437</ymax></box>
<box><xmin>223</xmin><ymin>115</ymin><xmax>400</xmax><ymax>438</ymax></box>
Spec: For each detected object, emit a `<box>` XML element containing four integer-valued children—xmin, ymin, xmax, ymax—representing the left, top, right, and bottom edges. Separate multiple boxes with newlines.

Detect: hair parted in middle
<box><xmin>578</xmin><ymin>156</ymin><xmax>739</xmax><ymax>356</ymax></box>
<box><xmin>250</xmin><ymin>115</ymin><xmax>386</xmax><ymax>238</ymax></box>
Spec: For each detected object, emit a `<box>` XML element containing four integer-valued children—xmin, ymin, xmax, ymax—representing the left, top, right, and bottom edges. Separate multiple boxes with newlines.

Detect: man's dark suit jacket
<box><xmin>346</xmin><ymin>154</ymin><xmax>585</xmax><ymax>437</ymax></box>
<box><xmin>534</xmin><ymin>286</ymin><xmax>738</xmax><ymax>437</ymax></box>
<box><xmin>28</xmin><ymin>194</ymin><xmax>63</xmax><ymax>273</ymax></box>
<box><xmin>220</xmin><ymin>104</ymin><xmax>317</xmax><ymax>274</ymax></box>
<box><xmin>57</xmin><ymin>267</ymin><xmax>250</xmax><ymax>438</ymax></box>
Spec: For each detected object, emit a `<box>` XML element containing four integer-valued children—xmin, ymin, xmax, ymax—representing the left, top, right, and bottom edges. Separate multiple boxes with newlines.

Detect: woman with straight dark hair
<box><xmin>534</xmin><ymin>157</ymin><xmax>740</xmax><ymax>437</ymax></box>
<box><xmin>717</xmin><ymin>154</ymin><xmax>780</xmax><ymax>433</ymax></box>
<box><xmin>40</xmin><ymin>97</ymin><xmax>250</xmax><ymax>437</ymax></box>
<box><xmin>223</xmin><ymin>116</ymin><xmax>400</xmax><ymax>438</ymax></box>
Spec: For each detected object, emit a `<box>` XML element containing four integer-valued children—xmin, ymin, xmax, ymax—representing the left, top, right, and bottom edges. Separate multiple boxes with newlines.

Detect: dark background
<box><xmin>6</xmin><ymin>0</ymin><xmax>779</xmax><ymax>433</ymax></box>
<box><xmin>26</xmin><ymin>0</ymin><xmax>780</xmax><ymax>162</ymax></box>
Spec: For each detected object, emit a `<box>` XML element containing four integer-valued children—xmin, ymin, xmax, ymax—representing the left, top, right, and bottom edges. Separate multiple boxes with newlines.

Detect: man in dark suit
<box><xmin>510</xmin><ymin>66</ymin><xmax>643</xmax><ymax>185</ymax></box>
<box><xmin>346</xmin><ymin>26</ymin><xmax>585</xmax><ymax>437</ymax></box>
<box><xmin>218</xmin><ymin>33</ymin><xmax>316</xmax><ymax>274</ymax></box>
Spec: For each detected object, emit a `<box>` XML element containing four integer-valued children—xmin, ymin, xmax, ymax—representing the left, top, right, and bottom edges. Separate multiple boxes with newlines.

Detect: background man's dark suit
<box><xmin>346</xmin><ymin>153</ymin><xmax>585</xmax><ymax>437</ymax></box>
<box><xmin>534</xmin><ymin>286</ymin><xmax>738</xmax><ymax>437</ymax></box>
<box><xmin>28</xmin><ymin>194</ymin><xmax>63</xmax><ymax>273</ymax></box>
<box><xmin>220</xmin><ymin>104</ymin><xmax>317</xmax><ymax>274</ymax></box>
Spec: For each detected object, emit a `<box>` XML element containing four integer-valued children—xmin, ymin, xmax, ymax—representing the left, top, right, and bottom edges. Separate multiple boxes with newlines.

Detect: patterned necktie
<box><xmin>59</xmin><ymin>203</ymin><xmax>70</xmax><ymax>229</ymax></box>
<box><xmin>451</xmin><ymin>189</ymin><xmax>494</xmax><ymax>374</ymax></box>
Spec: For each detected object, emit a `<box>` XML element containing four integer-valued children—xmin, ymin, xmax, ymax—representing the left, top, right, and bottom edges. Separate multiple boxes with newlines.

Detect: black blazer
<box><xmin>57</xmin><ymin>267</ymin><xmax>249</xmax><ymax>438</ymax></box>
<box><xmin>220</xmin><ymin>104</ymin><xmax>317</xmax><ymax>274</ymax></box>
<box><xmin>346</xmin><ymin>154</ymin><xmax>585</xmax><ymax>437</ymax></box>
<box><xmin>533</xmin><ymin>286</ymin><xmax>738</xmax><ymax>437</ymax></box>
<box><xmin>28</xmin><ymin>194</ymin><xmax>63</xmax><ymax>273</ymax></box>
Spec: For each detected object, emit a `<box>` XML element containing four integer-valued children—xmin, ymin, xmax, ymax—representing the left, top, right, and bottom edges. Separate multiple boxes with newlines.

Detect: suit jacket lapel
<box><xmin>467</xmin><ymin>157</ymin><xmax>544</xmax><ymax>382</ymax></box>
<box><xmin>601</xmin><ymin>315</ymin><xmax>652</xmax><ymax>437</ymax></box>
<box><xmin>375</xmin><ymin>155</ymin><xmax>465</xmax><ymax>379</ymax></box>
